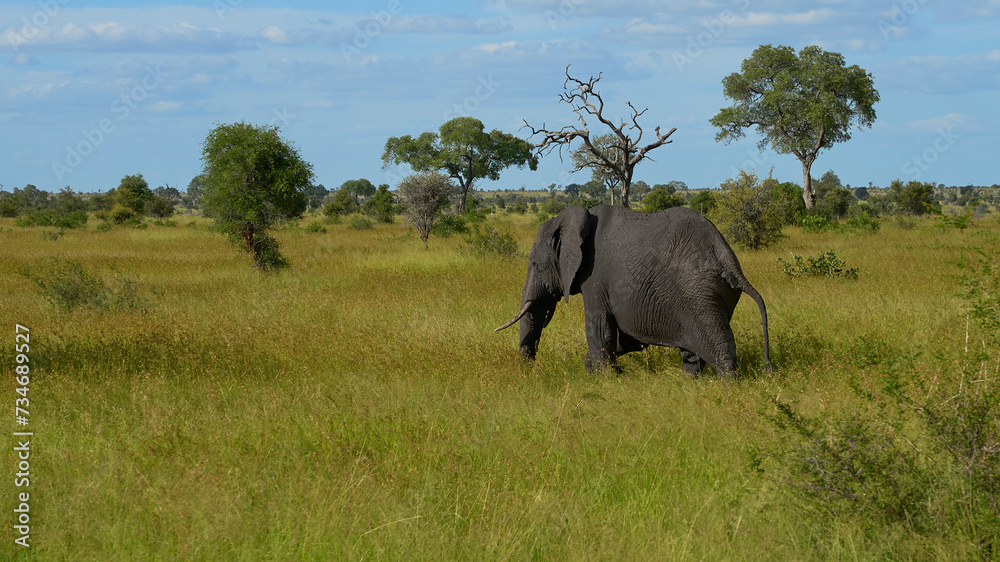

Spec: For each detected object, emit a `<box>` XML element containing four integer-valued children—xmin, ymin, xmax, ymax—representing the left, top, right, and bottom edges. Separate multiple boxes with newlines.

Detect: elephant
<box><xmin>496</xmin><ymin>204</ymin><xmax>772</xmax><ymax>378</ymax></box>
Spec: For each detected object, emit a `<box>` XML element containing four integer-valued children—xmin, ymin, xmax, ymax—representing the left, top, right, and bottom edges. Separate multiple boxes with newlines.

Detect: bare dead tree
<box><xmin>523</xmin><ymin>66</ymin><xmax>677</xmax><ymax>209</ymax></box>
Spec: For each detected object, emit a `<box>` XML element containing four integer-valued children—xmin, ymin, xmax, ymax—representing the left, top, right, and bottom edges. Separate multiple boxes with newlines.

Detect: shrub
<box><xmin>688</xmin><ymin>190</ymin><xmax>716</xmax><ymax>214</ymax></box>
<box><xmin>145</xmin><ymin>194</ymin><xmax>175</xmax><ymax>218</ymax></box>
<box><xmin>432</xmin><ymin>213</ymin><xmax>468</xmax><ymax>237</ymax></box>
<box><xmin>712</xmin><ymin>170</ymin><xmax>785</xmax><ymax>249</ymax></box>
<box><xmin>20</xmin><ymin>258</ymin><xmax>147</xmax><ymax>312</ymax></box>
<box><xmin>779</xmin><ymin>251</ymin><xmax>859</xmax><ymax>279</ymax></box>
<box><xmin>842</xmin><ymin>211</ymin><xmax>881</xmax><ymax>235</ymax></box>
<box><xmin>541</xmin><ymin>199</ymin><xmax>566</xmax><ymax>215</ymax></box>
<box><xmin>462</xmin><ymin>224</ymin><xmax>520</xmax><ymax>259</ymax></box>
<box><xmin>347</xmin><ymin>214</ymin><xmax>373</xmax><ymax>230</ymax></box>
<box><xmin>323</xmin><ymin>189</ymin><xmax>358</xmax><ymax>218</ymax></box>
<box><xmin>304</xmin><ymin>220</ymin><xmax>327</xmax><ymax>234</ymax></box>
<box><xmin>641</xmin><ymin>187</ymin><xmax>686</xmax><ymax>213</ymax></box>
<box><xmin>361</xmin><ymin>184</ymin><xmax>396</xmax><ymax>224</ymax></box>
<box><xmin>110</xmin><ymin>204</ymin><xmax>139</xmax><ymax>225</ymax></box>
<box><xmin>764</xmin><ymin>250</ymin><xmax>1000</xmax><ymax>549</ymax></box>
<box><xmin>800</xmin><ymin>214</ymin><xmax>832</xmax><ymax>233</ymax></box>
<box><xmin>508</xmin><ymin>196</ymin><xmax>528</xmax><ymax>214</ymax></box>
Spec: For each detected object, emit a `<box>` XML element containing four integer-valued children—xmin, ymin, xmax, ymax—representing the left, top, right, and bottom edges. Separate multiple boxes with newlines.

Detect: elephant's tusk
<box><xmin>494</xmin><ymin>301</ymin><xmax>533</xmax><ymax>332</ymax></box>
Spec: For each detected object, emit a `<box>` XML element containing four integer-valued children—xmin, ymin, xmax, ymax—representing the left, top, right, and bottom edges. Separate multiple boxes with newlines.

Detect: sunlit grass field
<box><xmin>2</xmin><ymin>211</ymin><xmax>998</xmax><ymax>560</ymax></box>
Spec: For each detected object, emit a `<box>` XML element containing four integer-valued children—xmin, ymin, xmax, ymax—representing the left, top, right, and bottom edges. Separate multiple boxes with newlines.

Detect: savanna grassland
<box><xmin>1</xmin><ymin>211</ymin><xmax>998</xmax><ymax>560</ymax></box>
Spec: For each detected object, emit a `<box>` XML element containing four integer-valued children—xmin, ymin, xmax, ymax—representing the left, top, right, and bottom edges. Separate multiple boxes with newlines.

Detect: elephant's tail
<box><xmin>738</xmin><ymin>278</ymin><xmax>772</xmax><ymax>373</ymax></box>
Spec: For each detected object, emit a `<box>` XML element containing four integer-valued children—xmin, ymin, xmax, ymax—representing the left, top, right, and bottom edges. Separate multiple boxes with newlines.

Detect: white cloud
<box><xmin>0</xmin><ymin>21</ymin><xmax>255</xmax><ymax>52</ymax></box>
<box><xmin>150</xmin><ymin>100</ymin><xmax>182</xmax><ymax>113</ymax></box>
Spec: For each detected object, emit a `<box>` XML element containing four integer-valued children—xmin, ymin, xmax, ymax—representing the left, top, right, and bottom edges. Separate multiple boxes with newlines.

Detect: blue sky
<box><xmin>2</xmin><ymin>0</ymin><xmax>998</xmax><ymax>194</ymax></box>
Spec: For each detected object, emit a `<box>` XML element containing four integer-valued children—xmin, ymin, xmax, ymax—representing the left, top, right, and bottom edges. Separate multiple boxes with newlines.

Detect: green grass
<box><xmin>1</xmin><ymin>212</ymin><xmax>998</xmax><ymax>560</ymax></box>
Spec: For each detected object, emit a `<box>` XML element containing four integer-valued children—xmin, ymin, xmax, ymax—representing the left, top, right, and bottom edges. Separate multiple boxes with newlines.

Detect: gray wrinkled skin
<box><xmin>505</xmin><ymin>204</ymin><xmax>772</xmax><ymax>378</ymax></box>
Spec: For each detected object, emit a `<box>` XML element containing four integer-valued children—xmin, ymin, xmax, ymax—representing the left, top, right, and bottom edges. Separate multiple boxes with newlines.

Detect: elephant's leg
<box><xmin>680</xmin><ymin>348</ymin><xmax>705</xmax><ymax>377</ymax></box>
<box><xmin>583</xmin><ymin>305</ymin><xmax>618</xmax><ymax>373</ymax></box>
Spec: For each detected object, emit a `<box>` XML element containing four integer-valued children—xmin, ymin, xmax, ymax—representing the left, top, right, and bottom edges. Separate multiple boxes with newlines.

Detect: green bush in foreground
<box><xmin>765</xmin><ymin>249</ymin><xmax>1000</xmax><ymax>550</ymax></box>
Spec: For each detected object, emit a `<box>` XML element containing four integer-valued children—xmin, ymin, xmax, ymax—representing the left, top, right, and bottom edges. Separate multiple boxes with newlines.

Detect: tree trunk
<box><xmin>619</xmin><ymin>174</ymin><xmax>632</xmax><ymax>209</ymax></box>
<box><xmin>457</xmin><ymin>183</ymin><xmax>468</xmax><ymax>214</ymax></box>
<box><xmin>800</xmin><ymin>158</ymin><xmax>816</xmax><ymax>209</ymax></box>
<box><xmin>242</xmin><ymin>226</ymin><xmax>260</xmax><ymax>268</ymax></box>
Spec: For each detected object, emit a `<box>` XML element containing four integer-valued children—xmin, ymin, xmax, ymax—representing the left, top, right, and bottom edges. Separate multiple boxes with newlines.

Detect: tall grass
<box><xmin>1</xmin><ymin>213</ymin><xmax>998</xmax><ymax>559</ymax></box>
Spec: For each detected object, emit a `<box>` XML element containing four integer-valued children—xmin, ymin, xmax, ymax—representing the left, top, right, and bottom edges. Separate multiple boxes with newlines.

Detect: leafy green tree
<box><xmin>712</xmin><ymin>170</ymin><xmax>784</xmax><ymax>249</ymax></box>
<box><xmin>362</xmin><ymin>184</ymin><xmax>396</xmax><ymax>224</ymax></box>
<box><xmin>116</xmin><ymin>174</ymin><xmax>153</xmax><ymax>215</ymax></box>
<box><xmin>339</xmin><ymin>178</ymin><xmax>376</xmax><ymax>205</ymax></box>
<box><xmin>890</xmin><ymin>179</ymin><xmax>939</xmax><ymax>216</ymax></box>
<box><xmin>323</xmin><ymin>189</ymin><xmax>358</xmax><ymax>218</ymax></box>
<box><xmin>641</xmin><ymin>187</ymin><xmax>686</xmax><ymax>213</ymax></box>
<box><xmin>813</xmin><ymin>170</ymin><xmax>855</xmax><ymax>220</ymax></box>
<box><xmin>772</xmin><ymin>181</ymin><xmax>806</xmax><ymax>225</ymax></box>
<box><xmin>382</xmin><ymin>117</ymin><xmax>537</xmax><ymax>213</ymax></box>
<box><xmin>154</xmin><ymin>184</ymin><xmax>181</xmax><ymax>203</ymax></box>
<box><xmin>397</xmin><ymin>172</ymin><xmax>452</xmax><ymax>245</ymax></box>
<box><xmin>186</xmin><ymin>175</ymin><xmax>205</xmax><ymax>209</ymax></box>
<box><xmin>302</xmin><ymin>183</ymin><xmax>329</xmax><ymax>211</ymax></box>
<box><xmin>54</xmin><ymin>187</ymin><xmax>87</xmax><ymax>214</ymax></box>
<box><xmin>689</xmin><ymin>190</ymin><xmax>716</xmax><ymax>215</ymax></box>
<box><xmin>579</xmin><ymin>179</ymin><xmax>607</xmax><ymax>202</ymax></box>
<box><xmin>710</xmin><ymin>45</ymin><xmax>879</xmax><ymax>209</ymax></box>
<box><xmin>564</xmin><ymin>183</ymin><xmax>581</xmax><ymax>197</ymax></box>
<box><xmin>200</xmin><ymin>122</ymin><xmax>313</xmax><ymax>270</ymax></box>
<box><xmin>145</xmin><ymin>195</ymin><xmax>175</xmax><ymax>218</ymax></box>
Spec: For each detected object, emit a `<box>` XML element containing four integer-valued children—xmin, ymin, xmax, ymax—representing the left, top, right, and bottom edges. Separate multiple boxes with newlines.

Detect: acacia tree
<box><xmin>710</xmin><ymin>45</ymin><xmax>879</xmax><ymax>209</ymax></box>
<box><xmin>524</xmin><ymin>66</ymin><xmax>677</xmax><ymax>209</ymax></box>
<box><xmin>200</xmin><ymin>122</ymin><xmax>313</xmax><ymax>270</ymax></box>
<box><xmin>382</xmin><ymin>117</ymin><xmax>538</xmax><ymax>213</ymax></box>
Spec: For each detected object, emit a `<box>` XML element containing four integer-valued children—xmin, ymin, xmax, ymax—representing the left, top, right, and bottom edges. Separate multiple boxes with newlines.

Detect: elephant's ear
<box><xmin>556</xmin><ymin>206</ymin><xmax>591</xmax><ymax>303</ymax></box>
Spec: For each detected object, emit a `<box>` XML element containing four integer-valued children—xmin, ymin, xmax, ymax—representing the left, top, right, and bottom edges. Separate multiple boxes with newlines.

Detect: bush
<box><xmin>432</xmin><ymin>213</ymin><xmax>468</xmax><ymax>237</ymax></box>
<box><xmin>322</xmin><ymin>189</ymin><xmax>357</xmax><ymax>218</ymax></box>
<box><xmin>540</xmin><ymin>199</ymin><xmax>566</xmax><ymax>215</ymax></box>
<box><xmin>110</xmin><ymin>204</ymin><xmax>140</xmax><ymax>225</ymax></box>
<box><xmin>145</xmin><ymin>194</ymin><xmax>175</xmax><ymax>218</ymax></box>
<box><xmin>54</xmin><ymin>210</ymin><xmax>89</xmax><ymax>229</ymax></box>
<box><xmin>305</xmin><ymin>220</ymin><xmax>327</xmax><ymax>234</ymax></box>
<box><xmin>712</xmin><ymin>171</ymin><xmax>784</xmax><ymax>249</ymax></box>
<box><xmin>20</xmin><ymin>258</ymin><xmax>146</xmax><ymax>312</ymax></box>
<box><xmin>764</xmin><ymin>252</ymin><xmax>1000</xmax><ymax>548</ymax></box>
<box><xmin>842</xmin><ymin>211</ymin><xmax>881</xmax><ymax>235</ymax></box>
<box><xmin>462</xmin><ymin>224</ymin><xmax>520</xmax><ymax>259</ymax></box>
<box><xmin>14</xmin><ymin>209</ymin><xmax>88</xmax><ymax>229</ymax></box>
<box><xmin>688</xmin><ymin>190</ymin><xmax>716</xmax><ymax>214</ymax></box>
<box><xmin>347</xmin><ymin>214</ymin><xmax>373</xmax><ymax>230</ymax></box>
<box><xmin>778</xmin><ymin>251</ymin><xmax>859</xmax><ymax>279</ymax></box>
<box><xmin>640</xmin><ymin>187</ymin><xmax>686</xmax><ymax>213</ymax></box>
<box><xmin>800</xmin><ymin>214</ymin><xmax>832</xmax><ymax>233</ymax></box>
